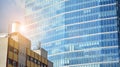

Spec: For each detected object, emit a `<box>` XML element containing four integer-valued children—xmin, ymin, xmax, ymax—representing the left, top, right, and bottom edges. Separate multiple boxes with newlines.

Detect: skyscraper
<box><xmin>25</xmin><ymin>0</ymin><xmax>120</xmax><ymax>67</ymax></box>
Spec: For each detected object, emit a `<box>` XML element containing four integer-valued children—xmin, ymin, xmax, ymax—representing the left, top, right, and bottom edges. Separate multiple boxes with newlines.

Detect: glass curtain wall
<box><xmin>25</xmin><ymin>0</ymin><xmax>120</xmax><ymax>67</ymax></box>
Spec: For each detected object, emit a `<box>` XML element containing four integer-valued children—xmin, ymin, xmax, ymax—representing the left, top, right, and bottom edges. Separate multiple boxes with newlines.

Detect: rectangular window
<box><xmin>8</xmin><ymin>58</ymin><xmax>13</xmax><ymax>65</ymax></box>
<box><xmin>13</xmin><ymin>61</ymin><xmax>17</xmax><ymax>67</ymax></box>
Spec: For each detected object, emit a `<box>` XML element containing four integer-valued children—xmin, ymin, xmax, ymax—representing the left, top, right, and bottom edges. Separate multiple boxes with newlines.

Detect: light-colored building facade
<box><xmin>34</xmin><ymin>48</ymin><xmax>53</xmax><ymax>67</ymax></box>
<box><xmin>0</xmin><ymin>32</ymin><xmax>52</xmax><ymax>67</ymax></box>
<box><xmin>0</xmin><ymin>34</ymin><xmax>8</xmax><ymax>67</ymax></box>
<box><xmin>10</xmin><ymin>32</ymin><xmax>31</xmax><ymax>67</ymax></box>
<box><xmin>34</xmin><ymin>48</ymin><xmax>48</xmax><ymax>59</ymax></box>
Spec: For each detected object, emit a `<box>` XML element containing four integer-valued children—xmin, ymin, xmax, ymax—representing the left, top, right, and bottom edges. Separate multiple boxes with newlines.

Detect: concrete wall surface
<box><xmin>0</xmin><ymin>37</ymin><xmax>8</xmax><ymax>67</ymax></box>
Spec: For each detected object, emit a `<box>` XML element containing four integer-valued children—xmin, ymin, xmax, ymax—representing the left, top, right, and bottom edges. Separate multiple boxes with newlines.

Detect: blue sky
<box><xmin>0</xmin><ymin>0</ymin><xmax>24</xmax><ymax>33</ymax></box>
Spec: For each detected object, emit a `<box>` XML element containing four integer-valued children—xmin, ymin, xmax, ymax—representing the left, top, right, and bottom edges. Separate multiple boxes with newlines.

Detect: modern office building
<box><xmin>25</xmin><ymin>0</ymin><xmax>120</xmax><ymax>67</ymax></box>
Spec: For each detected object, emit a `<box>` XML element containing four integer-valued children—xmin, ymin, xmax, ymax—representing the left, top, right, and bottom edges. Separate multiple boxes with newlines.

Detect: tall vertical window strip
<box><xmin>25</xmin><ymin>0</ymin><xmax>120</xmax><ymax>67</ymax></box>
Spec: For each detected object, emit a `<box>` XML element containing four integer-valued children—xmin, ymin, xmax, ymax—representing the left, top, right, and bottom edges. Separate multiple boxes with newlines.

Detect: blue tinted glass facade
<box><xmin>25</xmin><ymin>0</ymin><xmax>120</xmax><ymax>67</ymax></box>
